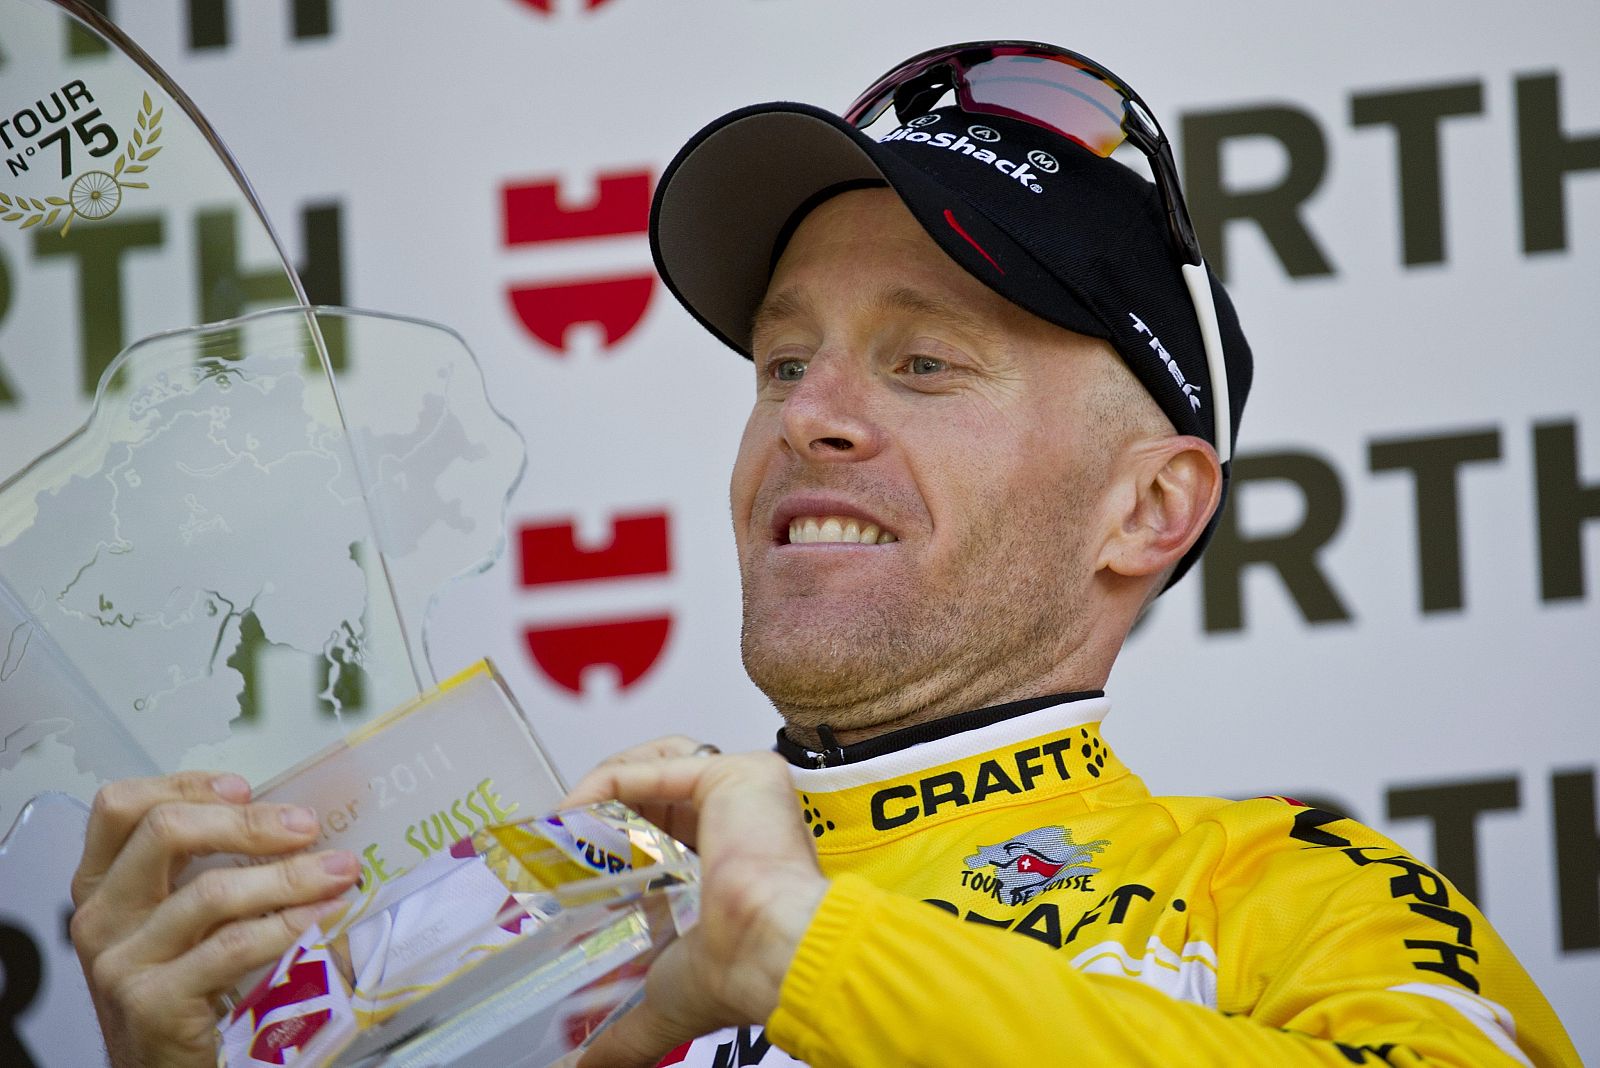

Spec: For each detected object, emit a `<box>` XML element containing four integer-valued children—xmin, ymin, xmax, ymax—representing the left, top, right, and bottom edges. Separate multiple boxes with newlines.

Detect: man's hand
<box><xmin>562</xmin><ymin>748</ymin><xmax>827</xmax><ymax>1068</ymax></box>
<box><xmin>564</xmin><ymin>735</ymin><xmax>717</xmax><ymax>849</ymax></box>
<box><xmin>70</xmin><ymin>771</ymin><xmax>360</xmax><ymax>1067</ymax></box>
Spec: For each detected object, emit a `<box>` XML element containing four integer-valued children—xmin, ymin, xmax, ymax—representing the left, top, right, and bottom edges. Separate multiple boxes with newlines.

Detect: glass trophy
<box><xmin>0</xmin><ymin>3</ymin><xmax>691</xmax><ymax>1065</ymax></box>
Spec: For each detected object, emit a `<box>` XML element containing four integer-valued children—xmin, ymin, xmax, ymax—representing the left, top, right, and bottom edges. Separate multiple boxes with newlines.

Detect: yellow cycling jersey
<box><xmin>663</xmin><ymin>695</ymin><xmax>1579</xmax><ymax>1068</ymax></box>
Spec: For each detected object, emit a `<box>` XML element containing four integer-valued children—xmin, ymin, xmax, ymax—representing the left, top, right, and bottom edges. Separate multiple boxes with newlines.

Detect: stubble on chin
<box><xmin>739</xmin><ymin>599</ymin><xmax>922</xmax><ymax>731</ymax></box>
<box><xmin>738</xmin><ymin>548</ymin><xmax>1087</xmax><ymax>740</ymax></box>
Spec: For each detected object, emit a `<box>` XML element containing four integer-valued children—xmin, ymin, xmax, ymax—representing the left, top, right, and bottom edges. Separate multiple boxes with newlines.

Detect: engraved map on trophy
<box><xmin>0</xmin><ymin>307</ymin><xmax>526</xmax><ymax>826</ymax></box>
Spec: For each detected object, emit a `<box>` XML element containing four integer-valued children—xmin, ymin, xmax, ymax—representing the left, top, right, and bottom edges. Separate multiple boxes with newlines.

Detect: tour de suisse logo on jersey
<box><xmin>961</xmin><ymin>824</ymin><xmax>1109</xmax><ymax>906</ymax></box>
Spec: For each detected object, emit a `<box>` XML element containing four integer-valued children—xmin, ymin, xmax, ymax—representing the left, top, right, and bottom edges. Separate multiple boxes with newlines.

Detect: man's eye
<box><xmin>908</xmin><ymin>355</ymin><xmax>946</xmax><ymax>375</ymax></box>
<box><xmin>773</xmin><ymin>358</ymin><xmax>807</xmax><ymax>382</ymax></box>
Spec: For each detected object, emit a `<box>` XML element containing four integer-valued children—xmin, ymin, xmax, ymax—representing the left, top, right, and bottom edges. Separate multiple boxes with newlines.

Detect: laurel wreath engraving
<box><xmin>0</xmin><ymin>92</ymin><xmax>163</xmax><ymax>236</ymax></box>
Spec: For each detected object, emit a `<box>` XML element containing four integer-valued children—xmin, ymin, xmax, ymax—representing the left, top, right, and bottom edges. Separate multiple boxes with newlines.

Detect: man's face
<box><xmin>731</xmin><ymin>188</ymin><xmax>1135</xmax><ymax>732</ymax></box>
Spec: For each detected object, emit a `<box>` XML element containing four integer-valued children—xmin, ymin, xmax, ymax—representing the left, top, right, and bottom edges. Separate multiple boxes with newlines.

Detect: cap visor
<box><xmin>650</xmin><ymin>102</ymin><xmax>1105</xmax><ymax>356</ymax></box>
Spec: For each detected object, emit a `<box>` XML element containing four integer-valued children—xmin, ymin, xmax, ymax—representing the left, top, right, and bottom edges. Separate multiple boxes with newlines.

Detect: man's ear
<box><xmin>1098</xmin><ymin>435</ymin><xmax>1222</xmax><ymax>578</ymax></box>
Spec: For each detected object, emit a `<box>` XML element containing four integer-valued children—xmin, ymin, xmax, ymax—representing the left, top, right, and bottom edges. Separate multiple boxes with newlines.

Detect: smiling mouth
<box><xmin>786</xmin><ymin>515</ymin><xmax>898</xmax><ymax>545</ymax></box>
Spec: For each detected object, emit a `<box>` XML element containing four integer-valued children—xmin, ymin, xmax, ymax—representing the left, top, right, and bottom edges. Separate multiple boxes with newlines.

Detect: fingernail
<box><xmin>293</xmin><ymin>898</ymin><xmax>348</xmax><ymax>931</ymax></box>
<box><xmin>211</xmin><ymin>773</ymin><xmax>250</xmax><ymax>803</ymax></box>
<box><xmin>321</xmin><ymin>851</ymin><xmax>359</xmax><ymax>877</ymax></box>
<box><xmin>312</xmin><ymin>898</ymin><xmax>350</xmax><ymax>924</ymax></box>
<box><xmin>281</xmin><ymin>806</ymin><xmax>318</xmax><ymax>834</ymax></box>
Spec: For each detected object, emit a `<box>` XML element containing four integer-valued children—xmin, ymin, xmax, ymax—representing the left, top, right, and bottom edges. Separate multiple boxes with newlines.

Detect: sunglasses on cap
<box><xmin>844</xmin><ymin>41</ymin><xmax>1233</xmax><ymax>465</ymax></box>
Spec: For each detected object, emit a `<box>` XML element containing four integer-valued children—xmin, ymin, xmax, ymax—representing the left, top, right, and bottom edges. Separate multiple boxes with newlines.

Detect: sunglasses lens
<box><xmin>848</xmin><ymin>48</ymin><xmax>1134</xmax><ymax>160</ymax></box>
<box><xmin>847</xmin><ymin>87</ymin><xmax>896</xmax><ymax>128</ymax></box>
<box><xmin>959</xmin><ymin>54</ymin><xmax>1129</xmax><ymax>157</ymax></box>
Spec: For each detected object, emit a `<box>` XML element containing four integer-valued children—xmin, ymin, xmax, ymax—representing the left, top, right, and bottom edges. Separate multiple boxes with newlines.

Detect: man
<box><xmin>71</xmin><ymin>42</ymin><xmax>1577</xmax><ymax>1067</ymax></box>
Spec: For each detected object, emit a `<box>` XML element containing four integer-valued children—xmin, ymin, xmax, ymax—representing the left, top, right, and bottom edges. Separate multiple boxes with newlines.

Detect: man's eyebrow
<box><xmin>749</xmin><ymin>288</ymin><xmax>814</xmax><ymax>351</ymax></box>
<box><xmin>750</xmin><ymin>285</ymin><xmax>1001</xmax><ymax>349</ymax></box>
<box><xmin>872</xmin><ymin>285</ymin><xmax>1000</xmax><ymax>343</ymax></box>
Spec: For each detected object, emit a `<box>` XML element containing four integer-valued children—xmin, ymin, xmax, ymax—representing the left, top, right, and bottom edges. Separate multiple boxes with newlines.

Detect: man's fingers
<box><xmin>563</xmin><ymin>755</ymin><xmax>716</xmax><ymax>811</ymax></box>
<box><xmin>602</xmin><ymin>735</ymin><xmax>709</xmax><ymax>765</ymax></box>
<box><xmin>99</xmin><ymin>800</ymin><xmax>323</xmax><ymax>911</ymax></box>
<box><xmin>561</xmin><ymin>736</ymin><xmax>714</xmax><ymax>808</ymax></box>
<box><xmin>87</xmin><ymin>900</ymin><xmax>344</xmax><ymax>1068</ymax></box>
<box><xmin>73</xmin><ymin>800</ymin><xmax>323</xmax><ymax>958</ymax></box>
<box><xmin>183</xmin><ymin>901</ymin><xmax>347</xmax><ymax>993</ymax></box>
<box><xmin>119</xmin><ymin>850</ymin><xmax>360</xmax><ymax>965</ymax></box>
<box><xmin>568</xmin><ymin>751</ymin><xmax>824</xmax><ymax>1066</ymax></box>
<box><xmin>151</xmin><ymin>899</ymin><xmax>344</xmax><ymax>1004</ymax></box>
<box><xmin>578</xmin><ymin>940</ymin><xmax>711</xmax><ymax>1068</ymax></box>
<box><xmin>577</xmin><ymin>998</ymin><xmax>686</xmax><ymax>1068</ymax></box>
<box><xmin>565</xmin><ymin>752</ymin><xmax>807</xmax><ymax>858</ymax></box>
<box><xmin>646</xmin><ymin>800</ymin><xmax>702</xmax><ymax>850</ymax></box>
<box><xmin>567</xmin><ymin>750</ymin><xmax>785</xmax><ymax>808</ymax></box>
<box><xmin>75</xmin><ymin>771</ymin><xmax>252</xmax><ymax>904</ymax></box>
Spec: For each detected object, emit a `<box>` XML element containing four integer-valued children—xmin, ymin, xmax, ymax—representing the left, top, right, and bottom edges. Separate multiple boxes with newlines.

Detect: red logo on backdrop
<box><xmin>502</xmin><ymin>169</ymin><xmax>655</xmax><ymax>353</ymax></box>
<box><xmin>517</xmin><ymin>511</ymin><xmax>672</xmax><ymax>694</ymax></box>
<box><xmin>514</xmin><ymin>0</ymin><xmax>620</xmax><ymax>13</ymax></box>
<box><xmin>521</xmin><ymin>512</ymin><xmax>670</xmax><ymax>585</ymax></box>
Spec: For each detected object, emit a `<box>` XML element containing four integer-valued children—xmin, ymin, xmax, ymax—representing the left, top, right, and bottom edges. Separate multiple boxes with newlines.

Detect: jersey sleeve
<box><xmin>1213</xmin><ymin>804</ymin><xmax>1579</xmax><ymax>1067</ymax></box>
<box><xmin>764</xmin><ymin>810</ymin><xmax>1580</xmax><ymax>1068</ymax></box>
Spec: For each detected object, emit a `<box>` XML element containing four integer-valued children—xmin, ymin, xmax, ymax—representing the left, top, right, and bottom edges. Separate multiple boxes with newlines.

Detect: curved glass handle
<box><xmin>0</xmin><ymin>0</ymin><xmax>307</xmax><ymax>485</ymax></box>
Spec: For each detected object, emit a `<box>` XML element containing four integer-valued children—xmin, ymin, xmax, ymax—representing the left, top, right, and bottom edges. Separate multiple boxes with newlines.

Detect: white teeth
<box><xmin>786</xmin><ymin>515</ymin><xmax>897</xmax><ymax>545</ymax></box>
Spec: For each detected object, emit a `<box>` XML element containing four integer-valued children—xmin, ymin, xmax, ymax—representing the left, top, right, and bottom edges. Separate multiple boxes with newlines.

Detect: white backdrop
<box><xmin>0</xmin><ymin>1</ymin><xmax>1596</xmax><ymax>1063</ymax></box>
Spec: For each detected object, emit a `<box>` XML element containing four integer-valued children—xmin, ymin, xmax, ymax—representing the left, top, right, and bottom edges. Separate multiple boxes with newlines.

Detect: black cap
<box><xmin>650</xmin><ymin>101</ymin><xmax>1253</xmax><ymax>586</ymax></box>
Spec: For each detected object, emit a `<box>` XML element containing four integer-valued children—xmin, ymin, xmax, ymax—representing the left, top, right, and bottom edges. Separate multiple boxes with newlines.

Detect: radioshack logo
<box><xmin>880</xmin><ymin>125</ymin><xmax>1045</xmax><ymax>193</ymax></box>
<box><xmin>961</xmin><ymin>824</ymin><xmax>1109</xmax><ymax>906</ymax></box>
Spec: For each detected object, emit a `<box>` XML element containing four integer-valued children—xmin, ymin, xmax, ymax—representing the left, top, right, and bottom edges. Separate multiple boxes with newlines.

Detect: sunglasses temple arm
<box><xmin>1181</xmin><ymin>261</ymin><xmax>1231</xmax><ymax>467</ymax></box>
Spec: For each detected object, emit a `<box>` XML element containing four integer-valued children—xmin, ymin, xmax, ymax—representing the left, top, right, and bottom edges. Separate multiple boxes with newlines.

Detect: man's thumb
<box><xmin>577</xmin><ymin>991</ymin><xmax>693</xmax><ymax>1068</ymax></box>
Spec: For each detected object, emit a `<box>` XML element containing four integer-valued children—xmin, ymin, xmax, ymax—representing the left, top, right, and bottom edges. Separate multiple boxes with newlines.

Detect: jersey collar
<box><xmin>775</xmin><ymin>690</ymin><xmax>1104</xmax><ymax>770</ymax></box>
<box><xmin>785</xmin><ymin>695</ymin><xmax>1141</xmax><ymax>852</ymax></box>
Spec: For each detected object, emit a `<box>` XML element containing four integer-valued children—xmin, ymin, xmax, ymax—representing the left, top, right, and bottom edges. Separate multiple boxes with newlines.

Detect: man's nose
<box><xmin>779</xmin><ymin>354</ymin><xmax>886</xmax><ymax>462</ymax></box>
